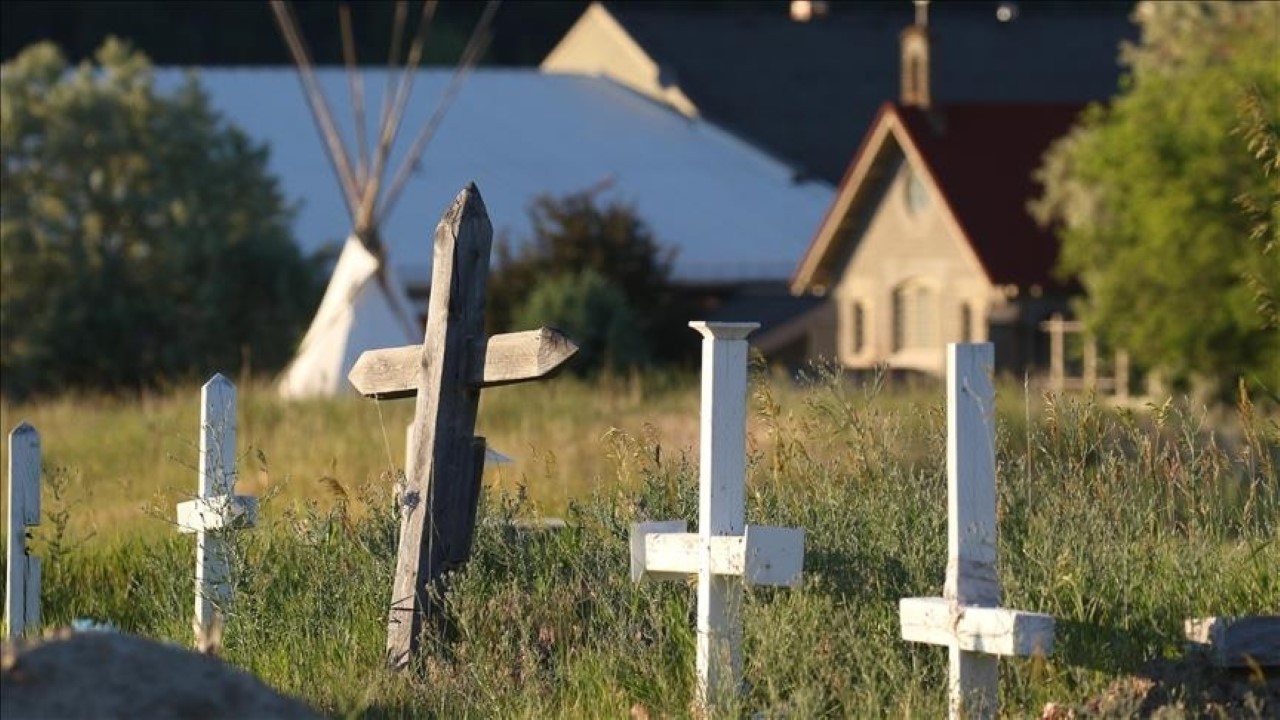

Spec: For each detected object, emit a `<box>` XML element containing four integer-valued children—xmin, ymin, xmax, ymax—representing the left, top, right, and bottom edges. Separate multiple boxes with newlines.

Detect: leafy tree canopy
<box><xmin>1</xmin><ymin>39</ymin><xmax>322</xmax><ymax>398</ymax></box>
<box><xmin>488</xmin><ymin>190</ymin><xmax>688</xmax><ymax>365</ymax></box>
<box><xmin>514</xmin><ymin>269</ymin><xmax>648</xmax><ymax>376</ymax></box>
<box><xmin>1031</xmin><ymin>1</ymin><xmax>1280</xmax><ymax>396</ymax></box>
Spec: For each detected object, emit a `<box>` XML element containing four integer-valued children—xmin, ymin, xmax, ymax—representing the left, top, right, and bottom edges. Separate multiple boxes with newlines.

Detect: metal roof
<box><xmin>153</xmin><ymin>68</ymin><xmax>834</xmax><ymax>284</ymax></box>
<box><xmin>602</xmin><ymin>1</ymin><xmax>1135</xmax><ymax>184</ymax></box>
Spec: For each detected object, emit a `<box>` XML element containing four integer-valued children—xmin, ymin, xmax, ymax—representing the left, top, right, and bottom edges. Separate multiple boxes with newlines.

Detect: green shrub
<box><xmin>514</xmin><ymin>269</ymin><xmax>650</xmax><ymax>375</ymax></box>
<box><xmin>0</xmin><ymin>39</ymin><xmax>322</xmax><ymax>399</ymax></box>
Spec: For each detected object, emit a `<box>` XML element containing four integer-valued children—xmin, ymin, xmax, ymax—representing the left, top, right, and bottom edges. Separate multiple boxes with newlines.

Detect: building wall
<box><xmin>831</xmin><ymin>155</ymin><xmax>1000</xmax><ymax>376</ymax></box>
<box><xmin>540</xmin><ymin>3</ymin><xmax>699</xmax><ymax>117</ymax></box>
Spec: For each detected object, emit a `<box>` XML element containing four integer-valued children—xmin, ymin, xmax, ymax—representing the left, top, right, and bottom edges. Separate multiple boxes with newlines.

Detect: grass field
<box><xmin>2</xmin><ymin>366</ymin><xmax>1277</xmax><ymax>717</ymax></box>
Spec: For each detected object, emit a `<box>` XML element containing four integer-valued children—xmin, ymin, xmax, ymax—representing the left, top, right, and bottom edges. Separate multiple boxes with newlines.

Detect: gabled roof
<box><xmin>152</xmin><ymin>68</ymin><xmax>833</xmax><ymax>284</ymax></box>
<box><xmin>561</xmin><ymin>1</ymin><xmax>1133</xmax><ymax>184</ymax></box>
<box><xmin>792</xmin><ymin>102</ymin><xmax>1083</xmax><ymax>293</ymax></box>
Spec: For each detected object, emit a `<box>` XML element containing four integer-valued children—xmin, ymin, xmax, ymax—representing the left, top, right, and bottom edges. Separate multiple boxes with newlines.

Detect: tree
<box><xmin>1030</xmin><ymin>1</ymin><xmax>1280</xmax><ymax>396</ymax></box>
<box><xmin>514</xmin><ymin>269</ymin><xmax>648</xmax><ymax>375</ymax></box>
<box><xmin>488</xmin><ymin>190</ymin><xmax>687</xmax><ymax>364</ymax></box>
<box><xmin>1237</xmin><ymin>85</ymin><xmax>1280</xmax><ymax>334</ymax></box>
<box><xmin>1</xmin><ymin>39</ymin><xmax>322</xmax><ymax>398</ymax></box>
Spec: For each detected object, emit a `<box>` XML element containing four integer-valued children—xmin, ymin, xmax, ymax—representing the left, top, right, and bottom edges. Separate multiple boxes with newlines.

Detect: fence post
<box><xmin>4</xmin><ymin>423</ymin><xmax>41</xmax><ymax>639</ymax></box>
<box><xmin>176</xmin><ymin>374</ymin><xmax>257</xmax><ymax>647</ymax></box>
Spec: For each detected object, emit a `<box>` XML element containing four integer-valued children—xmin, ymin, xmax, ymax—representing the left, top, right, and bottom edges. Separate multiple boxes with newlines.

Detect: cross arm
<box><xmin>899</xmin><ymin>596</ymin><xmax>1055</xmax><ymax>657</ymax></box>
<box><xmin>630</xmin><ymin>522</ymin><xmax>804</xmax><ymax>587</ymax></box>
<box><xmin>348</xmin><ymin>327</ymin><xmax>579</xmax><ymax>399</ymax></box>
<box><xmin>176</xmin><ymin>495</ymin><xmax>259</xmax><ymax>534</ymax></box>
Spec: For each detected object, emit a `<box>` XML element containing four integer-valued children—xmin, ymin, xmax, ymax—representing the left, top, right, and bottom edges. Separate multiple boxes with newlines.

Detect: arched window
<box><xmin>892</xmin><ymin>280</ymin><xmax>938</xmax><ymax>352</ymax></box>
<box><xmin>904</xmin><ymin>166</ymin><xmax>930</xmax><ymax>216</ymax></box>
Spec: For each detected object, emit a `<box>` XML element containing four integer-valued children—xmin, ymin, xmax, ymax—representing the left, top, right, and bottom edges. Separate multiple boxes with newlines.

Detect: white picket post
<box><xmin>176</xmin><ymin>374</ymin><xmax>257</xmax><ymax>644</ymax></box>
<box><xmin>629</xmin><ymin>321</ymin><xmax>805</xmax><ymax>715</ymax></box>
<box><xmin>899</xmin><ymin>343</ymin><xmax>1055</xmax><ymax>720</ymax></box>
<box><xmin>5</xmin><ymin>423</ymin><xmax>41</xmax><ymax>639</ymax></box>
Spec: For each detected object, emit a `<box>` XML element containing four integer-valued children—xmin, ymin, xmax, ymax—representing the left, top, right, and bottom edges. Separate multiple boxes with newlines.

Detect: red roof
<box><xmin>895</xmin><ymin>103</ymin><xmax>1084</xmax><ymax>289</ymax></box>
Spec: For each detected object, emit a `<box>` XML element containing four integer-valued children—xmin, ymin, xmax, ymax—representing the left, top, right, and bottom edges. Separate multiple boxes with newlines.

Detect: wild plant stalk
<box><xmin>1</xmin><ymin>372</ymin><xmax>1276</xmax><ymax>717</ymax></box>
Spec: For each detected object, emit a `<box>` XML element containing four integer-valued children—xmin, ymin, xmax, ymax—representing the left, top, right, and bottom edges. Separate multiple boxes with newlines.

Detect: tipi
<box><xmin>272</xmin><ymin>0</ymin><xmax>497</xmax><ymax>398</ymax></box>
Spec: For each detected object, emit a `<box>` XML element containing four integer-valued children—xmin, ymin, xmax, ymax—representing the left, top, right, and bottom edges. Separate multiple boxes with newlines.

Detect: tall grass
<box><xmin>1</xmin><ymin>369</ymin><xmax>1276</xmax><ymax>717</ymax></box>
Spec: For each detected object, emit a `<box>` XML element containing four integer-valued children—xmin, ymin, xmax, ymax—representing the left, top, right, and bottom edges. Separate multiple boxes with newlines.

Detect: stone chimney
<box><xmin>900</xmin><ymin>0</ymin><xmax>931</xmax><ymax>108</ymax></box>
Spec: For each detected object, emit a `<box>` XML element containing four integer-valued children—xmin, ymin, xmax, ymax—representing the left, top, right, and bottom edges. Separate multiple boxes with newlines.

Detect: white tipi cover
<box><xmin>277</xmin><ymin>236</ymin><xmax>419</xmax><ymax>398</ymax></box>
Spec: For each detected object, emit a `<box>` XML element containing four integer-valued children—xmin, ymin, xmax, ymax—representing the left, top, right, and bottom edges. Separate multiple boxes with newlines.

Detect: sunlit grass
<box><xmin>1</xmin><ymin>367</ymin><xmax>1276</xmax><ymax>717</ymax></box>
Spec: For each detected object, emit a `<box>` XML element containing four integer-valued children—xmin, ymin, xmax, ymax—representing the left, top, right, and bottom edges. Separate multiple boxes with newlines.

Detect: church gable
<box><xmin>828</xmin><ymin>137</ymin><xmax>994</xmax><ymax>372</ymax></box>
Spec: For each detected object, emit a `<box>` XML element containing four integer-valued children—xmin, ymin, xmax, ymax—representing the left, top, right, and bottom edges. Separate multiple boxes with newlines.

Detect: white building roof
<box><xmin>153</xmin><ymin>68</ymin><xmax>833</xmax><ymax>283</ymax></box>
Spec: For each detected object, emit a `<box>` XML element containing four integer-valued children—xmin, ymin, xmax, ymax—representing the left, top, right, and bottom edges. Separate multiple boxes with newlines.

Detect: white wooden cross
<box><xmin>175</xmin><ymin>374</ymin><xmax>257</xmax><ymax>644</ymax></box>
<box><xmin>899</xmin><ymin>343</ymin><xmax>1055</xmax><ymax>720</ymax></box>
<box><xmin>5</xmin><ymin>422</ymin><xmax>41</xmax><ymax>639</ymax></box>
<box><xmin>630</xmin><ymin>321</ymin><xmax>805</xmax><ymax>714</ymax></box>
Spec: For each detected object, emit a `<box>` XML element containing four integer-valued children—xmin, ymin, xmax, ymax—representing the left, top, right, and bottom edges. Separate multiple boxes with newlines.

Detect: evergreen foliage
<box><xmin>1031</xmin><ymin>1</ymin><xmax>1280</xmax><ymax>396</ymax></box>
<box><xmin>0</xmin><ymin>39</ymin><xmax>322</xmax><ymax>399</ymax></box>
<box><xmin>488</xmin><ymin>191</ymin><xmax>687</xmax><ymax>365</ymax></box>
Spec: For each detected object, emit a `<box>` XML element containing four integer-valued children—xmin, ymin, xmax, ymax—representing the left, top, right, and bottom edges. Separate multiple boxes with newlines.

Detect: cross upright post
<box><xmin>630</xmin><ymin>321</ymin><xmax>805</xmax><ymax>715</ymax></box>
<box><xmin>5</xmin><ymin>422</ymin><xmax>41</xmax><ymax>639</ymax></box>
<box><xmin>176</xmin><ymin>374</ymin><xmax>258</xmax><ymax>646</ymax></box>
<box><xmin>899</xmin><ymin>343</ymin><xmax>1054</xmax><ymax>720</ymax></box>
<box><xmin>697</xmin><ymin>320</ymin><xmax>750</xmax><ymax>701</ymax></box>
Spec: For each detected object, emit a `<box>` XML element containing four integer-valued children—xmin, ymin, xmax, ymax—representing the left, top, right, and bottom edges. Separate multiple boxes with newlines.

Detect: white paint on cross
<box><xmin>629</xmin><ymin>321</ymin><xmax>804</xmax><ymax>714</ymax></box>
<box><xmin>175</xmin><ymin>374</ymin><xmax>257</xmax><ymax>645</ymax></box>
<box><xmin>899</xmin><ymin>343</ymin><xmax>1054</xmax><ymax>720</ymax></box>
<box><xmin>5</xmin><ymin>422</ymin><xmax>42</xmax><ymax>639</ymax></box>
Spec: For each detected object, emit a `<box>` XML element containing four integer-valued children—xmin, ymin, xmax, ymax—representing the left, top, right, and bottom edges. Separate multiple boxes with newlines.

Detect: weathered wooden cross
<box><xmin>346</xmin><ymin>184</ymin><xmax>578</xmax><ymax>671</ymax></box>
<box><xmin>175</xmin><ymin>374</ymin><xmax>258</xmax><ymax>646</ymax></box>
<box><xmin>630</xmin><ymin>322</ymin><xmax>805</xmax><ymax>714</ymax></box>
<box><xmin>5</xmin><ymin>422</ymin><xmax>41</xmax><ymax>639</ymax></box>
<box><xmin>899</xmin><ymin>343</ymin><xmax>1055</xmax><ymax>720</ymax></box>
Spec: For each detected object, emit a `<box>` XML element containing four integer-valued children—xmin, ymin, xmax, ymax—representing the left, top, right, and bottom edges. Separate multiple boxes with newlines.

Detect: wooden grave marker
<box><xmin>899</xmin><ymin>343</ymin><xmax>1055</xmax><ymax>720</ymax></box>
<box><xmin>5</xmin><ymin>423</ymin><xmax>42</xmax><ymax>639</ymax></box>
<box><xmin>347</xmin><ymin>184</ymin><xmax>578</xmax><ymax>670</ymax></box>
<box><xmin>630</xmin><ymin>322</ymin><xmax>805</xmax><ymax>714</ymax></box>
<box><xmin>175</xmin><ymin>374</ymin><xmax>258</xmax><ymax>646</ymax></box>
<box><xmin>1185</xmin><ymin>616</ymin><xmax>1280</xmax><ymax>668</ymax></box>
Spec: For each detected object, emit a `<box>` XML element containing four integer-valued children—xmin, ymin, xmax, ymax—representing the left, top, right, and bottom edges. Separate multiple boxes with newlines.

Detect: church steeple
<box><xmin>900</xmin><ymin>0</ymin><xmax>931</xmax><ymax>108</ymax></box>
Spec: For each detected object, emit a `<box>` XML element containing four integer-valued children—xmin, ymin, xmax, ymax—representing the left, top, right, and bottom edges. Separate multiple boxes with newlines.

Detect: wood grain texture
<box><xmin>946</xmin><ymin>343</ymin><xmax>999</xmax><ymax>607</ymax></box>
<box><xmin>5</xmin><ymin>422</ymin><xmax>41</xmax><ymax>639</ymax></box>
<box><xmin>900</xmin><ymin>597</ymin><xmax>1055</xmax><ymax>656</ymax></box>
<box><xmin>348</xmin><ymin>327</ymin><xmax>578</xmax><ymax>399</ymax></box>
<box><xmin>386</xmin><ymin>184</ymin><xmax>493</xmax><ymax>671</ymax></box>
<box><xmin>946</xmin><ymin>343</ymin><xmax>1000</xmax><ymax>720</ymax></box>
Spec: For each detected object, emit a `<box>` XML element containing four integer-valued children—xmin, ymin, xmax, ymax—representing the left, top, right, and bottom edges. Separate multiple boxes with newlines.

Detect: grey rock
<box><xmin>2</xmin><ymin>629</ymin><xmax>321</xmax><ymax>720</ymax></box>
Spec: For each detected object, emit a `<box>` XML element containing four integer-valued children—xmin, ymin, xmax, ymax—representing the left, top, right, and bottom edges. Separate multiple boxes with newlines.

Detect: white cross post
<box><xmin>176</xmin><ymin>374</ymin><xmax>257</xmax><ymax>644</ymax></box>
<box><xmin>899</xmin><ymin>343</ymin><xmax>1055</xmax><ymax>720</ymax></box>
<box><xmin>630</xmin><ymin>321</ymin><xmax>805</xmax><ymax>715</ymax></box>
<box><xmin>5</xmin><ymin>422</ymin><xmax>41</xmax><ymax>639</ymax></box>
